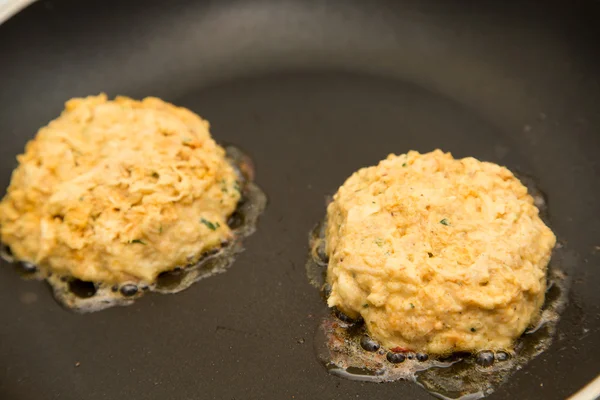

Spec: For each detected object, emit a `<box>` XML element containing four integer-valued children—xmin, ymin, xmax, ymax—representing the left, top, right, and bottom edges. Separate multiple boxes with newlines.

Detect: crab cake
<box><xmin>325</xmin><ymin>150</ymin><xmax>556</xmax><ymax>354</ymax></box>
<box><xmin>0</xmin><ymin>94</ymin><xmax>242</xmax><ymax>285</ymax></box>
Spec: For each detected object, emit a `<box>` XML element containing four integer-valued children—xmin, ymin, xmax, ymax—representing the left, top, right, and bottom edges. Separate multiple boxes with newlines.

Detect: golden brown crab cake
<box><xmin>0</xmin><ymin>94</ymin><xmax>241</xmax><ymax>285</ymax></box>
<box><xmin>325</xmin><ymin>150</ymin><xmax>556</xmax><ymax>354</ymax></box>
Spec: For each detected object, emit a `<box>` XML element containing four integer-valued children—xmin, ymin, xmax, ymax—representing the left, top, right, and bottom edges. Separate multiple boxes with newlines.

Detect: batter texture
<box><xmin>325</xmin><ymin>150</ymin><xmax>555</xmax><ymax>354</ymax></box>
<box><xmin>0</xmin><ymin>94</ymin><xmax>241</xmax><ymax>284</ymax></box>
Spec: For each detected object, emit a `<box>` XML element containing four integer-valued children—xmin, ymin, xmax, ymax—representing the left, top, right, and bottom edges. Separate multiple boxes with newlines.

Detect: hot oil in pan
<box><xmin>0</xmin><ymin>145</ymin><xmax>266</xmax><ymax>313</ymax></box>
<box><xmin>306</xmin><ymin>177</ymin><xmax>570</xmax><ymax>399</ymax></box>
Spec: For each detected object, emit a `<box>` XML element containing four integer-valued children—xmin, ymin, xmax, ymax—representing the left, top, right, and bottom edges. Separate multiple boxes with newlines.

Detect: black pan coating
<box><xmin>0</xmin><ymin>0</ymin><xmax>599</xmax><ymax>399</ymax></box>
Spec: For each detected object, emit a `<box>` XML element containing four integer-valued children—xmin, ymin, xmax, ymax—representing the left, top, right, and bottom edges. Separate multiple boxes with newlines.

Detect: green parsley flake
<box><xmin>440</xmin><ymin>218</ymin><xmax>450</xmax><ymax>226</ymax></box>
<box><xmin>201</xmin><ymin>218</ymin><xmax>220</xmax><ymax>231</ymax></box>
<box><xmin>129</xmin><ymin>239</ymin><xmax>146</xmax><ymax>245</ymax></box>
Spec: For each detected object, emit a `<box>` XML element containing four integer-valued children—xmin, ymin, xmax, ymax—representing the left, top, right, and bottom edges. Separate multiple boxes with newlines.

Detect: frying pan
<box><xmin>0</xmin><ymin>0</ymin><xmax>599</xmax><ymax>399</ymax></box>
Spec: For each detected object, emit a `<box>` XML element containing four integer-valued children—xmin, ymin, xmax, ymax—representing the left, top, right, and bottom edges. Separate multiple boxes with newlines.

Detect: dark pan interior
<box><xmin>0</xmin><ymin>1</ymin><xmax>599</xmax><ymax>399</ymax></box>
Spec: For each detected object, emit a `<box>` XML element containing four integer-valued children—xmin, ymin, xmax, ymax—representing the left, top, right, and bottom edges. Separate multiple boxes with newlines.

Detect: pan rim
<box><xmin>0</xmin><ymin>0</ymin><xmax>35</xmax><ymax>23</ymax></box>
<box><xmin>0</xmin><ymin>0</ymin><xmax>598</xmax><ymax>399</ymax></box>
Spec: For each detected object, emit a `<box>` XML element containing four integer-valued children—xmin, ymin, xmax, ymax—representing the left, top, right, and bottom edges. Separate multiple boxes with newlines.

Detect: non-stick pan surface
<box><xmin>0</xmin><ymin>1</ymin><xmax>599</xmax><ymax>399</ymax></box>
